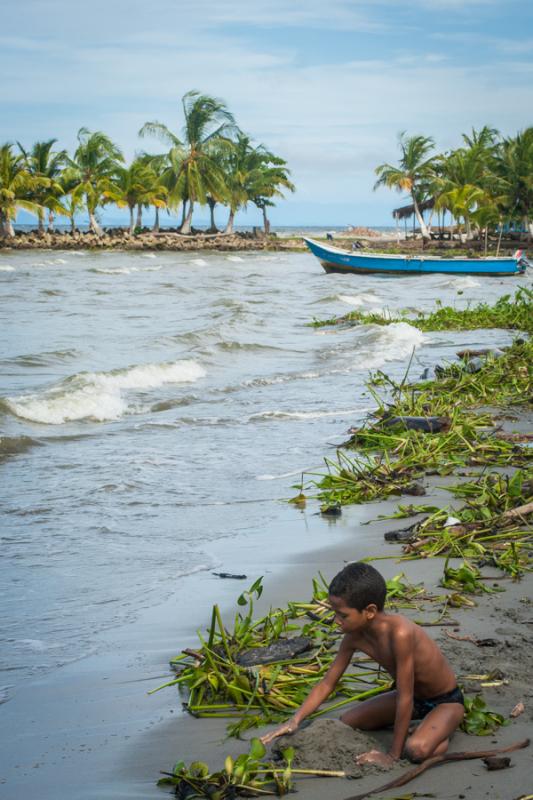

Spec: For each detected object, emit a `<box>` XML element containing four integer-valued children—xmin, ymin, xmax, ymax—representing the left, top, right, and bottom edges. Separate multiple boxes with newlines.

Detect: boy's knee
<box><xmin>403</xmin><ymin>740</ymin><xmax>430</xmax><ymax>763</ymax></box>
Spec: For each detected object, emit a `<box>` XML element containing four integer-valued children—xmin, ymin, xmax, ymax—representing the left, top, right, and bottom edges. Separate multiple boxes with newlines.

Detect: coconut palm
<box><xmin>249</xmin><ymin>154</ymin><xmax>295</xmax><ymax>234</ymax></box>
<box><xmin>0</xmin><ymin>143</ymin><xmax>43</xmax><ymax>238</ymax></box>
<box><xmin>17</xmin><ymin>139</ymin><xmax>67</xmax><ymax>233</ymax></box>
<box><xmin>374</xmin><ymin>133</ymin><xmax>437</xmax><ymax>239</ymax></box>
<box><xmin>67</xmin><ymin>128</ymin><xmax>124</xmax><ymax>235</ymax></box>
<box><xmin>435</xmin><ymin>184</ymin><xmax>486</xmax><ymax>240</ymax></box>
<box><xmin>495</xmin><ymin>127</ymin><xmax>533</xmax><ymax>238</ymax></box>
<box><xmin>221</xmin><ymin>134</ymin><xmax>260</xmax><ymax>234</ymax></box>
<box><xmin>139</xmin><ymin>90</ymin><xmax>237</xmax><ymax>233</ymax></box>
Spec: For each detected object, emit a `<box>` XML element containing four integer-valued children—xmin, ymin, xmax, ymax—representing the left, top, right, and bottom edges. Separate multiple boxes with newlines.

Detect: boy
<box><xmin>261</xmin><ymin>562</ymin><xmax>464</xmax><ymax>766</ymax></box>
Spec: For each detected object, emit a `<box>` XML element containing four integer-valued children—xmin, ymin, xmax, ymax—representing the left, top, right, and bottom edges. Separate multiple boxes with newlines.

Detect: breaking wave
<box><xmin>337</xmin><ymin>292</ymin><xmax>381</xmax><ymax>306</ymax></box>
<box><xmin>438</xmin><ymin>276</ymin><xmax>481</xmax><ymax>290</ymax></box>
<box><xmin>355</xmin><ymin>322</ymin><xmax>425</xmax><ymax>368</ymax></box>
<box><xmin>1</xmin><ymin>360</ymin><xmax>206</xmax><ymax>424</ymax></box>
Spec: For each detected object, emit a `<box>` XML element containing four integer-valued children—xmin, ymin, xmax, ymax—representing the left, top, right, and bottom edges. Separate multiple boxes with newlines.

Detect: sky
<box><xmin>2</xmin><ymin>0</ymin><xmax>532</xmax><ymax>227</ymax></box>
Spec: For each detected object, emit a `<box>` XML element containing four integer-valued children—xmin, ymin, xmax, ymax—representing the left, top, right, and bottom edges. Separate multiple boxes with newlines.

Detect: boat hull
<box><xmin>304</xmin><ymin>238</ymin><xmax>526</xmax><ymax>276</ymax></box>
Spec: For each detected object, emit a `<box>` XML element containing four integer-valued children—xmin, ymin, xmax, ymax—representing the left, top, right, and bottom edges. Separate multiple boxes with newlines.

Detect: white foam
<box><xmin>249</xmin><ymin>407</ymin><xmax>369</xmax><ymax>422</ymax></box>
<box><xmin>191</xmin><ymin>258</ymin><xmax>208</xmax><ymax>266</ymax></box>
<box><xmin>142</xmin><ymin>253</ymin><xmax>157</xmax><ymax>259</ymax></box>
<box><xmin>93</xmin><ymin>267</ymin><xmax>131</xmax><ymax>275</ymax></box>
<box><xmin>438</xmin><ymin>276</ymin><xmax>481</xmax><ymax>290</ymax></box>
<box><xmin>338</xmin><ymin>292</ymin><xmax>381</xmax><ymax>306</ymax></box>
<box><xmin>256</xmin><ymin>468</ymin><xmax>311</xmax><ymax>481</ymax></box>
<box><xmin>356</xmin><ymin>322</ymin><xmax>425</xmax><ymax>368</ymax></box>
<box><xmin>226</xmin><ymin>255</ymin><xmax>244</xmax><ymax>262</ymax></box>
<box><xmin>0</xmin><ymin>265</ymin><xmax>15</xmax><ymax>272</ymax></box>
<box><xmin>4</xmin><ymin>359</ymin><xmax>206</xmax><ymax>425</ymax></box>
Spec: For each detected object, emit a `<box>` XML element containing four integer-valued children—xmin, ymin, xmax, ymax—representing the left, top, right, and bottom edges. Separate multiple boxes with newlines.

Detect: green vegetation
<box><xmin>1</xmin><ymin>90</ymin><xmax>294</xmax><ymax>238</ymax></box>
<box><xmin>310</xmin><ymin>287</ymin><xmax>533</xmax><ymax>333</ymax></box>
<box><xmin>157</xmin><ymin>737</ymin><xmax>346</xmax><ymax>797</ymax></box>
<box><xmin>375</xmin><ymin>125</ymin><xmax>533</xmax><ymax>248</ymax></box>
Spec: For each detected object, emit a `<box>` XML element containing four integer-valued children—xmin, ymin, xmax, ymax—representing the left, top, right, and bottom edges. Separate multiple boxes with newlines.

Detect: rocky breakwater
<box><xmin>0</xmin><ymin>230</ymin><xmax>281</xmax><ymax>252</ymax></box>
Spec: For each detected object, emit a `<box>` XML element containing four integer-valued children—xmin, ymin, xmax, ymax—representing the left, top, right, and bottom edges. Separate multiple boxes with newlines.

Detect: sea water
<box><xmin>0</xmin><ymin>248</ymin><xmax>520</xmax><ymax>698</ymax></box>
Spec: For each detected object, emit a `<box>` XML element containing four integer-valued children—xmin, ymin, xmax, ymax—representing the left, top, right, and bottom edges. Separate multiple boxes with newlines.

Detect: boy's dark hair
<box><xmin>329</xmin><ymin>562</ymin><xmax>387</xmax><ymax>611</ymax></box>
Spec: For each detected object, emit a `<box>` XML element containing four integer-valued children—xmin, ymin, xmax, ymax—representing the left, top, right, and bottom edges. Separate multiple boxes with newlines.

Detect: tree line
<box><xmin>375</xmin><ymin>126</ymin><xmax>533</xmax><ymax>243</ymax></box>
<box><xmin>0</xmin><ymin>91</ymin><xmax>295</xmax><ymax>238</ymax></box>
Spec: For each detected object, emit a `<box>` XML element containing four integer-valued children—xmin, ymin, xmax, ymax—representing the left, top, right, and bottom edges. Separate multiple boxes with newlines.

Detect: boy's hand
<box><xmin>260</xmin><ymin>719</ymin><xmax>299</xmax><ymax>745</ymax></box>
<box><xmin>355</xmin><ymin>750</ymin><xmax>396</xmax><ymax>769</ymax></box>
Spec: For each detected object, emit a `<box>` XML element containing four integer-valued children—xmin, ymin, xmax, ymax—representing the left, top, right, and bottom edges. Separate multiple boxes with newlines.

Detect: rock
<box><xmin>236</xmin><ymin>636</ymin><xmax>312</xmax><ymax>667</ymax></box>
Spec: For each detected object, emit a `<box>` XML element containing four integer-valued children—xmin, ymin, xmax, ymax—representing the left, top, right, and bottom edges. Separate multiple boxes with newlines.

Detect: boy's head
<box><xmin>329</xmin><ymin>562</ymin><xmax>387</xmax><ymax>612</ymax></box>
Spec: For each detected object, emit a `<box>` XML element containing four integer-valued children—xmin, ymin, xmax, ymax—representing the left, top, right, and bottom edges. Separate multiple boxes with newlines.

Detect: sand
<box><xmin>1</xmin><ymin>474</ymin><xmax>532</xmax><ymax>799</ymax></box>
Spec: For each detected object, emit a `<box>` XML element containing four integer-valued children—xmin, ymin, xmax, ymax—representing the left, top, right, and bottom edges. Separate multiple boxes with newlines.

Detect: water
<box><xmin>0</xmin><ymin>248</ymin><xmax>521</xmax><ymax>696</ymax></box>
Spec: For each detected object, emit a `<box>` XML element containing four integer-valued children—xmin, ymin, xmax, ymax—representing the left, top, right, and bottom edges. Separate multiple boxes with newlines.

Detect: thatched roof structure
<box><xmin>392</xmin><ymin>198</ymin><xmax>435</xmax><ymax>220</ymax></box>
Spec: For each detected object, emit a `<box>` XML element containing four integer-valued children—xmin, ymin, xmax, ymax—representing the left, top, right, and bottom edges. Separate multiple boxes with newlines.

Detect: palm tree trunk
<box><xmin>70</xmin><ymin>214</ymin><xmax>76</xmax><ymax>234</ymax></box>
<box><xmin>412</xmin><ymin>195</ymin><xmax>430</xmax><ymax>240</ymax></box>
<box><xmin>262</xmin><ymin>207</ymin><xmax>271</xmax><ymax>235</ymax></box>
<box><xmin>2</xmin><ymin>213</ymin><xmax>16</xmax><ymax>238</ymax></box>
<box><xmin>136</xmin><ymin>204</ymin><xmax>142</xmax><ymax>230</ymax></box>
<box><xmin>152</xmin><ymin>206</ymin><xmax>160</xmax><ymax>233</ymax></box>
<box><xmin>180</xmin><ymin>201</ymin><xmax>188</xmax><ymax>228</ymax></box>
<box><xmin>224</xmin><ymin>209</ymin><xmax>235</xmax><ymax>235</ymax></box>
<box><xmin>129</xmin><ymin>206</ymin><xmax>135</xmax><ymax>235</ymax></box>
<box><xmin>180</xmin><ymin>201</ymin><xmax>194</xmax><ymax>234</ymax></box>
<box><xmin>48</xmin><ymin>210</ymin><xmax>55</xmax><ymax>233</ymax></box>
<box><xmin>207</xmin><ymin>198</ymin><xmax>218</xmax><ymax>232</ymax></box>
<box><xmin>88</xmin><ymin>206</ymin><xmax>103</xmax><ymax>236</ymax></box>
<box><xmin>38</xmin><ymin>208</ymin><xmax>45</xmax><ymax>235</ymax></box>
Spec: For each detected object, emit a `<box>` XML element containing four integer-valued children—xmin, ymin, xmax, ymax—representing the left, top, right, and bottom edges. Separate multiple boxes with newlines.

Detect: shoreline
<box><xmin>0</xmin><ymin>230</ymin><xmax>526</xmax><ymax>255</ymax></box>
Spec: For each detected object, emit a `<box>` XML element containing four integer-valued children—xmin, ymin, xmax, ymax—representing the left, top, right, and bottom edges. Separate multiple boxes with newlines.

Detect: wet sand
<box><xmin>1</xmin><ymin>474</ymin><xmax>531</xmax><ymax>800</ymax></box>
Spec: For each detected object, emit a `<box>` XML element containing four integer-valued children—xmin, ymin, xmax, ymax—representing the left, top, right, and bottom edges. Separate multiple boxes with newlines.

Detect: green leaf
<box><xmin>249</xmin><ymin>737</ymin><xmax>266</xmax><ymax>759</ymax></box>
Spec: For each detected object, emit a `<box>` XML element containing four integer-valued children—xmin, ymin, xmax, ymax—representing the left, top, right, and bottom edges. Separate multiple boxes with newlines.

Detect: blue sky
<box><xmin>2</xmin><ymin>0</ymin><xmax>532</xmax><ymax>226</ymax></box>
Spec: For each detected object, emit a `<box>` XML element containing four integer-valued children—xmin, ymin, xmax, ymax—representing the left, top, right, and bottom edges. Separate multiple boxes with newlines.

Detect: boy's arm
<box><xmin>388</xmin><ymin>627</ymin><xmax>415</xmax><ymax>760</ymax></box>
<box><xmin>260</xmin><ymin>635</ymin><xmax>355</xmax><ymax>744</ymax></box>
<box><xmin>357</xmin><ymin>626</ymin><xmax>415</xmax><ymax>768</ymax></box>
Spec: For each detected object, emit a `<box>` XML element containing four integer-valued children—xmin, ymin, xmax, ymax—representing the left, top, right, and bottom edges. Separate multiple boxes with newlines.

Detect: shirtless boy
<box><xmin>261</xmin><ymin>562</ymin><xmax>465</xmax><ymax>767</ymax></box>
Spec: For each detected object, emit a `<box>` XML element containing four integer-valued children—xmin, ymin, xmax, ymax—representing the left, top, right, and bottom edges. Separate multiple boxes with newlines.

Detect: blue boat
<box><xmin>304</xmin><ymin>238</ymin><xmax>528</xmax><ymax>276</ymax></box>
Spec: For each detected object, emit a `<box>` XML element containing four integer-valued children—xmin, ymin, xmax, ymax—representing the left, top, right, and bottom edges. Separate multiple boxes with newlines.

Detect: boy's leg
<box><xmin>340</xmin><ymin>690</ymin><xmax>398</xmax><ymax>730</ymax></box>
<box><xmin>404</xmin><ymin>702</ymin><xmax>464</xmax><ymax>763</ymax></box>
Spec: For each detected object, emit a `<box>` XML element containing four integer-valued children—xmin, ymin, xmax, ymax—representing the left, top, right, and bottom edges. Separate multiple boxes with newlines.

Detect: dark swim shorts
<box><xmin>412</xmin><ymin>686</ymin><xmax>465</xmax><ymax>720</ymax></box>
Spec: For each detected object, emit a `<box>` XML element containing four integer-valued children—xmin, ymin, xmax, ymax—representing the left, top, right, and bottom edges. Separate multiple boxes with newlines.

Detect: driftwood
<box><xmin>343</xmin><ymin>738</ymin><xmax>530</xmax><ymax>800</ymax></box>
<box><xmin>381</xmin><ymin>415</ymin><xmax>452</xmax><ymax>433</ymax></box>
<box><xmin>501</xmin><ymin>501</ymin><xmax>533</xmax><ymax>520</ymax></box>
<box><xmin>495</xmin><ymin>432</ymin><xmax>533</xmax><ymax>443</ymax></box>
<box><xmin>457</xmin><ymin>348</ymin><xmax>505</xmax><ymax>360</ymax></box>
<box><xmin>236</xmin><ymin>636</ymin><xmax>312</xmax><ymax>667</ymax></box>
<box><xmin>212</xmin><ymin>572</ymin><xmax>248</xmax><ymax>580</ymax></box>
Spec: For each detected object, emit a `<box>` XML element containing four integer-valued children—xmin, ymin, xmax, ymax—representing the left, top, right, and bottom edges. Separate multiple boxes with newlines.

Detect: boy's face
<box><xmin>329</xmin><ymin>594</ymin><xmax>375</xmax><ymax>633</ymax></box>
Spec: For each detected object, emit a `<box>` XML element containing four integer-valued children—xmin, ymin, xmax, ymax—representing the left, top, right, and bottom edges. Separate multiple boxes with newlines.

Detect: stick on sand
<box><xmin>343</xmin><ymin>739</ymin><xmax>530</xmax><ymax>800</ymax></box>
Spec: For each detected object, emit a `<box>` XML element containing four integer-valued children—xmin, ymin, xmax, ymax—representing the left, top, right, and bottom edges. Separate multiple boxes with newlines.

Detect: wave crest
<box><xmin>2</xmin><ymin>360</ymin><xmax>206</xmax><ymax>425</ymax></box>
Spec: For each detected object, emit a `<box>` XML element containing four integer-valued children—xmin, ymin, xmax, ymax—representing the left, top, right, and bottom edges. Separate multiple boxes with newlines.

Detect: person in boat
<box><xmin>260</xmin><ymin>562</ymin><xmax>464</xmax><ymax>767</ymax></box>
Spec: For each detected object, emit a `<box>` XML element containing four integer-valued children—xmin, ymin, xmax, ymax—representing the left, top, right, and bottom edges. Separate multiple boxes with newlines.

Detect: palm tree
<box><xmin>249</xmin><ymin>153</ymin><xmax>295</xmax><ymax>234</ymax></box>
<box><xmin>17</xmin><ymin>139</ymin><xmax>67</xmax><ymax>233</ymax></box>
<box><xmin>374</xmin><ymin>133</ymin><xmax>437</xmax><ymax>240</ymax></box>
<box><xmin>67</xmin><ymin>128</ymin><xmax>124</xmax><ymax>235</ymax></box>
<box><xmin>137</xmin><ymin>153</ymin><xmax>170</xmax><ymax>232</ymax></box>
<box><xmin>435</xmin><ymin>184</ymin><xmax>486</xmax><ymax>241</ymax></box>
<box><xmin>222</xmin><ymin>134</ymin><xmax>260</xmax><ymax>234</ymax></box>
<box><xmin>140</xmin><ymin>90</ymin><xmax>237</xmax><ymax>233</ymax></box>
<box><xmin>495</xmin><ymin>127</ymin><xmax>533</xmax><ymax>239</ymax></box>
<box><xmin>103</xmin><ymin>159</ymin><xmax>155</xmax><ymax>233</ymax></box>
<box><xmin>0</xmin><ymin>143</ymin><xmax>43</xmax><ymax>238</ymax></box>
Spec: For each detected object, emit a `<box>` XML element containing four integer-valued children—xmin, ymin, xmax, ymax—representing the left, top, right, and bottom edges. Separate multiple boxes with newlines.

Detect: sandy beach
<box><xmin>1</xmin><ymin>477</ymin><xmax>531</xmax><ymax>800</ymax></box>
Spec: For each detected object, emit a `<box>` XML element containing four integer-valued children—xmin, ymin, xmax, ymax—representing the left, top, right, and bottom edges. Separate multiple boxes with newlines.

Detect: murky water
<box><xmin>0</xmin><ymin>248</ymin><xmax>522</xmax><ymax>695</ymax></box>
